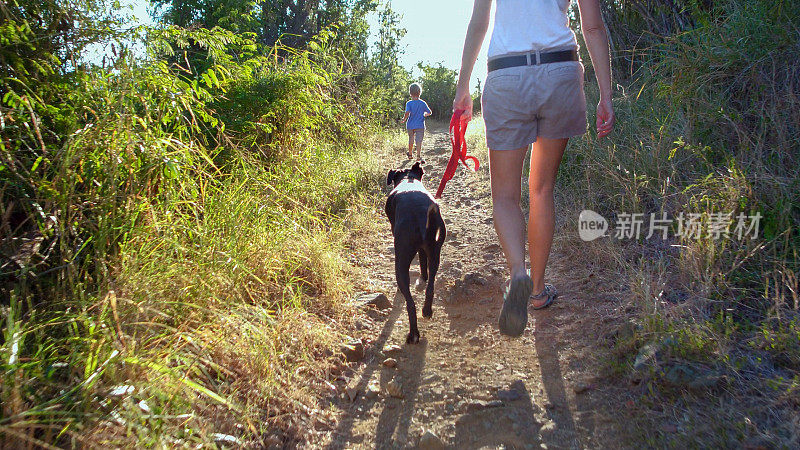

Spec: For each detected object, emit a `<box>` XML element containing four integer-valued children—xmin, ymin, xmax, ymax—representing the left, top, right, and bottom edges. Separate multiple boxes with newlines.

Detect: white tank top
<box><xmin>488</xmin><ymin>0</ymin><xmax>579</xmax><ymax>58</ymax></box>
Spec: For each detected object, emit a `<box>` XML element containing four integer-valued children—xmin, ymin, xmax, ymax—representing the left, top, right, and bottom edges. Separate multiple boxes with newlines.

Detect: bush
<box><xmin>560</xmin><ymin>1</ymin><xmax>799</xmax><ymax>442</ymax></box>
<box><xmin>0</xmin><ymin>5</ymin><xmax>385</xmax><ymax>446</ymax></box>
<box><xmin>560</xmin><ymin>0</ymin><xmax>800</xmax><ymax>447</ymax></box>
<box><xmin>567</xmin><ymin>0</ymin><xmax>799</xmax><ymax>312</ymax></box>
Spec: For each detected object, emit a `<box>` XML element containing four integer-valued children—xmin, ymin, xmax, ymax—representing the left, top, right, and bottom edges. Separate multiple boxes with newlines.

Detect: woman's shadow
<box><xmin>533</xmin><ymin>307</ymin><xmax>592</xmax><ymax>448</ymax></box>
<box><xmin>452</xmin><ymin>379</ymin><xmax>543</xmax><ymax>448</ymax></box>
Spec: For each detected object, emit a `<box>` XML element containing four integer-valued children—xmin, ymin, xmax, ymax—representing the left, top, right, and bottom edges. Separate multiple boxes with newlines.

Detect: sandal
<box><xmin>499</xmin><ymin>274</ymin><xmax>533</xmax><ymax>336</ymax></box>
<box><xmin>531</xmin><ymin>283</ymin><xmax>558</xmax><ymax>310</ymax></box>
<box><xmin>407</xmin><ymin>150</ymin><xmax>413</xmax><ymax>159</ymax></box>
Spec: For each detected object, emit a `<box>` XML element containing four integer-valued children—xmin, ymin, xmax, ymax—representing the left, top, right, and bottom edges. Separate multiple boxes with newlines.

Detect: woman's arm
<box><xmin>453</xmin><ymin>0</ymin><xmax>493</xmax><ymax>122</ymax></box>
<box><xmin>577</xmin><ymin>0</ymin><xmax>615</xmax><ymax>138</ymax></box>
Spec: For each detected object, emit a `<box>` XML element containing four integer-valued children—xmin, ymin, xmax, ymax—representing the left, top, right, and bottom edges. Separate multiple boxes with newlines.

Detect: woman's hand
<box><xmin>596</xmin><ymin>98</ymin><xmax>615</xmax><ymax>138</ymax></box>
<box><xmin>453</xmin><ymin>87</ymin><xmax>473</xmax><ymax>122</ymax></box>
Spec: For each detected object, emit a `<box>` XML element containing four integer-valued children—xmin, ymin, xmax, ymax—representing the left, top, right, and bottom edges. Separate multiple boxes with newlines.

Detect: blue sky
<box><xmin>127</xmin><ymin>1</ymin><xmax>151</xmax><ymax>25</ymax></box>
<box><xmin>124</xmin><ymin>1</ymin><xmax>492</xmax><ymax>89</ymax></box>
<box><xmin>369</xmin><ymin>1</ymin><xmax>494</xmax><ymax>91</ymax></box>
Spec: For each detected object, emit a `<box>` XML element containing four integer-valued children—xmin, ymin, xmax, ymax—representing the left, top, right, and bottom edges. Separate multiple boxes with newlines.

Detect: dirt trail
<box><xmin>317</xmin><ymin>127</ymin><xmax>629</xmax><ymax>449</ymax></box>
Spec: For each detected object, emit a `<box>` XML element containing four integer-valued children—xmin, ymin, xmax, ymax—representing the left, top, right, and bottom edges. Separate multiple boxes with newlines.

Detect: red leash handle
<box><xmin>435</xmin><ymin>109</ymin><xmax>480</xmax><ymax>199</ymax></box>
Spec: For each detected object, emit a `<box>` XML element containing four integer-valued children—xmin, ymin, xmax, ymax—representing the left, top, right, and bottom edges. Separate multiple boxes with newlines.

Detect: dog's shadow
<box><xmin>324</xmin><ymin>288</ymin><xmax>429</xmax><ymax>449</ymax></box>
<box><xmin>325</xmin><ymin>289</ymin><xmax>406</xmax><ymax>449</ymax></box>
<box><xmin>371</xmin><ymin>289</ymin><xmax>428</xmax><ymax>445</ymax></box>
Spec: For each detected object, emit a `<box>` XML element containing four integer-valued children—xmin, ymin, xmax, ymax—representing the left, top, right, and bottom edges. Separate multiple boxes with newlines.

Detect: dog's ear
<box><xmin>386</xmin><ymin>169</ymin><xmax>396</xmax><ymax>185</ymax></box>
<box><xmin>411</xmin><ymin>161</ymin><xmax>424</xmax><ymax>180</ymax></box>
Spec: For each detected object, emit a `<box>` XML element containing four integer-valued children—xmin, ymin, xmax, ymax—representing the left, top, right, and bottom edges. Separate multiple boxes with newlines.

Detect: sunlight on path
<box><xmin>319</xmin><ymin>127</ymin><xmax>626</xmax><ymax>449</ymax></box>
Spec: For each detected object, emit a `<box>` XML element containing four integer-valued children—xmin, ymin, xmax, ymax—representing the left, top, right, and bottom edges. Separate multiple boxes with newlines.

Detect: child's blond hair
<box><xmin>409</xmin><ymin>83</ymin><xmax>422</xmax><ymax>97</ymax></box>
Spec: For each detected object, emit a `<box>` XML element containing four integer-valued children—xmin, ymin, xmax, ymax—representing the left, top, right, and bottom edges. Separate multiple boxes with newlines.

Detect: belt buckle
<box><xmin>527</xmin><ymin>51</ymin><xmax>541</xmax><ymax>65</ymax></box>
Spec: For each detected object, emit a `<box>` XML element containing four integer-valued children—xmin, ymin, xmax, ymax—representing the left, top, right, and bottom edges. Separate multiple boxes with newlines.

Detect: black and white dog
<box><xmin>385</xmin><ymin>161</ymin><xmax>446</xmax><ymax>344</ymax></box>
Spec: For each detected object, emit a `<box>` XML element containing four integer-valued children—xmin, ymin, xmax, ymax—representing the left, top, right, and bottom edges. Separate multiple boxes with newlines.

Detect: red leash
<box><xmin>435</xmin><ymin>109</ymin><xmax>480</xmax><ymax>199</ymax></box>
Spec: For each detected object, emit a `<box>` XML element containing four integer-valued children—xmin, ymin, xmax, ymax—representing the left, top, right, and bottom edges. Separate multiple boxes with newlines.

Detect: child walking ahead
<box><xmin>402</xmin><ymin>83</ymin><xmax>432</xmax><ymax>161</ymax></box>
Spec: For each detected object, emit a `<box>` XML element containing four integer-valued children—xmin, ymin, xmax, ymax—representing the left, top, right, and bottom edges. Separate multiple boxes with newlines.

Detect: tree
<box><xmin>375</xmin><ymin>1</ymin><xmax>405</xmax><ymax>82</ymax></box>
<box><xmin>416</xmin><ymin>62</ymin><xmax>456</xmax><ymax>120</ymax></box>
<box><xmin>473</xmin><ymin>78</ymin><xmax>482</xmax><ymax>114</ymax></box>
<box><xmin>151</xmin><ymin>0</ymin><xmax>377</xmax><ymax>49</ymax></box>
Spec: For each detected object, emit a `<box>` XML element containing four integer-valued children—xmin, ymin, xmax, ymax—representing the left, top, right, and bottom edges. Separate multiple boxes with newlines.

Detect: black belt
<box><xmin>488</xmin><ymin>50</ymin><xmax>578</xmax><ymax>72</ymax></box>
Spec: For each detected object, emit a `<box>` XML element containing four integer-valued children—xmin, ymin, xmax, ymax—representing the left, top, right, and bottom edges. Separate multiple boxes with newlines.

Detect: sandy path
<box><xmin>316</xmin><ymin>127</ymin><xmax>628</xmax><ymax>449</ymax></box>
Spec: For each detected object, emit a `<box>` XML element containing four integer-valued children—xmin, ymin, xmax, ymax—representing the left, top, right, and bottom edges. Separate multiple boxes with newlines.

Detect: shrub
<box><xmin>0</xmin><ymin>4</ymin><xmax>385</xmax><ymax>446</ymax></box>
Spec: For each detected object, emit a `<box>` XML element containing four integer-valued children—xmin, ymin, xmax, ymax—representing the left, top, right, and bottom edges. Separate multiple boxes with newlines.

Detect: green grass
<box><xmin>0</xmin><ymin>21</ymin><xmax>396</xmax><ymax>446</ymax></box>
<box><xmin>1</xmin><ymin>135</ymin><xmax>391</xmax><ymax>447</ymax></box>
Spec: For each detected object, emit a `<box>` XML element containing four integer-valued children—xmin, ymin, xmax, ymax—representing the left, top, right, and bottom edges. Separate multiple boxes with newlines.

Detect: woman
<box><xmin>453</xmin><ymin>0</ymin><xmax>615</xmax><ymax>336</ymax></box>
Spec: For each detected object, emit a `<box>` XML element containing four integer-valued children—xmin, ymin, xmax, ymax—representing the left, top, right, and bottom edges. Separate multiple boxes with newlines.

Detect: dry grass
<box><xmin>552</xmin><ymin>1</ymin><xmax>800</xmax><ymax>444</ymax></box>
<box><xmin>0</xmin><ymin>128</ymin><xmax>398</xmax><ymax>447</ymax></box>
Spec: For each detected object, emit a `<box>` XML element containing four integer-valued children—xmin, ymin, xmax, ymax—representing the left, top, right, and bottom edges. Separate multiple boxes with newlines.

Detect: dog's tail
<box><xmin>425</xmin><ymin>202</ymin><xmax>446</xmax><ymax>245</ymax></box>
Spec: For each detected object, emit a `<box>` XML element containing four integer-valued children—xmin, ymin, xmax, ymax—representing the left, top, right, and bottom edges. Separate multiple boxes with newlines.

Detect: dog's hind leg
<box><xmin>418</xmin><ymin>248</ymin><xmax>428</xmax><ymax>283</ymax></box>
<box><xmin>422</xmin><ymin>246</ymin><xmax>440</xmax><ymax>319</ymax></box>
<box><xmin>395</xmin><ymin>247</ymin><xmax>420</xmax><ymax>344</ymax></box>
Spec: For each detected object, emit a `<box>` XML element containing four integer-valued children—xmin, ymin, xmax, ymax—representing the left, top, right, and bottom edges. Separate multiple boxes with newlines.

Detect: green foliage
<box><xmin>359</xmin><ymin>61</ymin><xmax>412</xmax><ymax>123</ymax></box>
<box><xmin>756</xmin><ymin>319</ymin><xmax>800</xmax><ymax>371</ymax></box>
<box><xmin>209</xmin><ymin>27</ymin><xmax>363</xmax><ymax>157</ymax></box>
<box><xmin>0</xmin><ymin>0</ymin><xmax>389</xmax><ymax>445</ymax></box>
<box><xmin>151</xmin><ymin>0</ymin><xmax>378</xmax><ymax>51</ymax></box>
<box><xmin>590</xmin><ymin>0</ymin><xmax>716</xmax><ymax>75</ymax></box>
<box><xmin>374</xmin><ymin>1</ymin><xmax>405</xmax><ymax>75</ymax></box>
<box><xmin>563</xmin><ymin>7</ymin><xmax>799</xmax><ymax>439</ymax></box>
<box><xmin>353</xmin><ymin>1</ymin><xmax>412</xmax><ymax>123</ymax></box>
<box><xmin>567</xmin><ymin>0</ymin><xmax>799</xmax><ymax>310</ymax></box>
<box><xmin>415</xmin><ymin>62</ymin><xmax>456</xmax><ymax>120</ymax></box>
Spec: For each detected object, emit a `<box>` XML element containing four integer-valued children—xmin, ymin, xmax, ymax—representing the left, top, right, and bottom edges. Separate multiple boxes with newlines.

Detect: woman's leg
<box><xmin>489</xmin><ymin>147</ymin><xmax>529</xmax><ymax>280</ymax></box>
<box><xmin>528</xmin><ymin>136</ymin><xmax>568</xmax><ymax>306</ymax></box>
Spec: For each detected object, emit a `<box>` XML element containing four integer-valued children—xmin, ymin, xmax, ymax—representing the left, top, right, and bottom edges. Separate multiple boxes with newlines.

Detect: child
<box><xmin>402</xmin><ymin>83</ymin><xmax>432</xmax><ymax>161</ymax></box>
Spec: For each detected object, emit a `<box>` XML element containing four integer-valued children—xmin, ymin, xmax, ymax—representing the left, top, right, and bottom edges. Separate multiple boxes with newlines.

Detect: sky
<box><xmin>368</xmin><ymin>1</ymin><xmax>495</xmax><ymax>91</ymax></box>
<box><xmin>127</xmin><ymin>1</ymin><xmax>151</xmax><ymax>25</ymax></box>
<box><xmin>123</xmin><ymin>1</ymin><xmax>492</xmax><ymax>89</ymax></box>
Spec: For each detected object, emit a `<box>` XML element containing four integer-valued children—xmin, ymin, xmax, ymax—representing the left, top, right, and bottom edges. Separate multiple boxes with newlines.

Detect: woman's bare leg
<box><xmin>528</xmin><ymin>137</ymin><xmax>568</xmax><ymax>306</ymax></box>
<box><xmin>489</xmin><ymin>147</ymin><xmax>529</xmax><ymax>280</ymax></box>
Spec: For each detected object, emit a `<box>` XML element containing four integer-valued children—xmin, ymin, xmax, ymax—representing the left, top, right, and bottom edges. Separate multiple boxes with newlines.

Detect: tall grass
<box><xmin>568</xmin><ymin>0</ymin><xmax>799</xmax><ymax>317</ymax></box>
<box><xmin>561</xmin><ymin>0</ymin><xmax>799</xmax><ymax>444</ymax></box>
<box><xmin>0</xmin><ymin>16</ymin><xmax>388</xmax><ymax>447</ymax></box>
